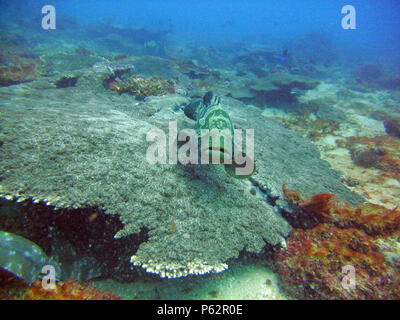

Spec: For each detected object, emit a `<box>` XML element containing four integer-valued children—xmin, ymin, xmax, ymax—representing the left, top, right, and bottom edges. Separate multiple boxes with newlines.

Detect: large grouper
<box><xmin>181</xmin><ymin>91</ymin><xmax>255</xmax><ymax>178</ymax></box>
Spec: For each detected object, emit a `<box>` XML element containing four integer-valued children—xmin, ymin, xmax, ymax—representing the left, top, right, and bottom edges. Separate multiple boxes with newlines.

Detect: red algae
<box><xmin>274</xmin><ymin>184</ymin><xmax>400</xmax><ymax>299</ymax></box>
<box><xmin>339</xmin><ymin>135</ymin><xmax>400</xmax><ymax>180</ymax></box>
<box><xmin>0</xmin><ymin>51</ymin><xmax>41</xmax><ymax>86</ymax></box>
<box><xmin>0</xmin><ymin>270</ymin><xmax>120</xmax><ymax>300</ymax></box>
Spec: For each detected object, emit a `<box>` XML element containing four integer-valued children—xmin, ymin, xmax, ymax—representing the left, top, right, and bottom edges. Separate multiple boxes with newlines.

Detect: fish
<box><xmin>182</xmin><ymin>91</ymin><xmax>255</xmax><ymax>178</ymax></box>
<box><xmin>0</xmin><ymin>231</ymin><xmax>60</xmax><ymax>285</ymax></box>
<box><xmin>290</xmin><ymin>88</ymin><xmax>302</xmax><ymax>95</ymax></box>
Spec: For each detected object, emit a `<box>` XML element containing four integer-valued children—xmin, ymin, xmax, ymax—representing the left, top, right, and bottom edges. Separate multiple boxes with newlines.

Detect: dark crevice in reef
<box><xmin>54</xmin><ymin>75</ymin><xmax>79</xmax><ymax>88</ymax></box>
<box><xmin>248</xmin><ymin>177</ymin><xmax>303</xmax><ymax>231</ymax></box>
<box><xmin>102</xmin><ymin>66</ymin><xmax>133</xmax><ymax>90</ymax></box>
<box><xmin>277</xmin><ymin>205</ymin><xmax>321</xmax><ymax>230</ymax></box>
<box><xmin>249</xmin><ymin>177</ymin><xmax>279</xmax><ymax>207</ymax></box>
<box><xmin>0</xmin><ymin>198</ymin><xmax>149</xmax><ymax>282</ymax></box>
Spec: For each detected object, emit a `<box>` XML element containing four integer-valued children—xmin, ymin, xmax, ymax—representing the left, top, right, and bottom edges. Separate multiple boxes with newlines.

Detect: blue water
<box><xmin>2</xmin><ymin>0</ymin><xmax>400</xmax><ymax>67</ymax></box>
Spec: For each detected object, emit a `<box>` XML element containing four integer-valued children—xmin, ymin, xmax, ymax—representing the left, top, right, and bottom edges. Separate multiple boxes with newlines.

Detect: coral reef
<box><xmin>354</xmin><ymin>64</ymin><xmax>383</xmax><ymax>82</ymax></box>
<box><xmin>0</xmin><ymin>41</ymin><xmax>40</xmax><ymax>86</ymax></box>
<box><xmin>107</xmin><ymin>74</ymin><xmax>175</xmax><ymax>99</ymax></box>
<box><xmin>339</xmin><ymin>136</ymin><xmax>400</xmax><ymax>180</ymax></box>
<box><xmin>0</xmin><ymin>61</ymin><xmax>39</xmax><ymax>86</ymax></box>
<box><xmin>54</xmin><ymin>75</ymin><xmax>79</xmax><ymax>88</ymax></box>
<box><xmin>0</xmin><ymin>63</ymin><xmax>361</xmax><ymax>279</ymax></box>
<box><xmin>172</xmin><ymin>59</ymin><xmax>211</xmax><ymax>80</ymax></box>
<box><xmin>75</xmin><ymin>47</ymin><xmax>94</xmax><ymax>57</ymax></box>
<box><xmin>378</xmin><ymin>77</ymin><xmax>400</xmax><ymax>91</ymax></box>
<box><xmin>40</xmin><ymin>52</ymin><xmax>102</xmax><ymax>75</ymax></box>
<box><xmin>275</xmin><ymin>186</ymin><xmax>400</xmax><ymax>299</ymax></box>
<box><xmin>248</xmin><ymin>72</ymin><xmax>320</xmax><ymax>111</ymax></box>
<box><xmin>383</xmin><ymin>117</ymin><xmax>400</xmax><ymax>138</ymax></box>
<box><xmin>275</xmin><ymin>115</ymin><xmax>340</xmax><ymax>141</ymax></box>
<box><xmin>0</xmin><ymin>270</ymin><xmax>120</xmax><ymax>300</ymax></box>
<box><xmin>231</xmin><ymin>48</ymin><xmax>289</xmax><ymax>77</ymax></box>
<box><xmin>351</xmin><ymin>64</ymin><xmax>400</xmax><ymax>91</ymax></box>
<box><xmin>1</xmin><ymin>8</ymin><xmax>399</xmax><ymax>297</ymax></box>
<box><xmin>267</xmin><ymin>80</ymin><xmax>399</xmax><ymax>209</ymax></box>
<box><xmin>0</xmin><ymin>33</ymin><xmax>42</xmax><ymax>86</ymax></box>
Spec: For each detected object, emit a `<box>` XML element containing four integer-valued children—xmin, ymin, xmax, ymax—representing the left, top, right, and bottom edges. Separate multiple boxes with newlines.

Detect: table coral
<box><xmin>275</xmin><ymin>185</ymin><xmax>400</xmax><ymax>299</ymax></box>
<box><xmin>0</xmin><ymin>65</ymin><xmax>361</xmax><ymax>279</ymax></box>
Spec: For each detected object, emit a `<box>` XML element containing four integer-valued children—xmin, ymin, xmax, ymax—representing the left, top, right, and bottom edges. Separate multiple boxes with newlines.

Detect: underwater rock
<box><xmin>339</xmin><ymin>136</ymin><xmax>400</xmax><ymax>180</ymax></box>
<box><xmin>226</xmin><ymin>86</ymin><xmax>255</xmax><ymax>102</ymax></box>
<box><xmin>54</xmin><ymin>75</ymin><xmax>79</xmax><ymax>88</ymax></box>
<box><xmin>0</xmin><ymin>63</ymin><xmax>38</xmax><ymax>86</ymax></box>
<box><xmin>75</xmin><ymin>47</ymin><xmax>94</xmax><ymax>57</ymax></box>
<box><xmin>0</xmin><ymin>43</ymin><xmax>41</xmax><ymax>87</ymax></box>
<box><xmin>0</xmin><ymin>64</ymin><xmax>361</xmax><ymax>279</ymax></box>
<box><xmin>172</xmin><ymin>59</ymin><xmax>211</xmax><ymax>80</ymax></box>
<box><xmin>383</xmin><ymin>117</ymin><xmax>400</xmax><ymax>138</ymax></box>
<box><xmin>0</xmin><ymin>198</ymin><xmax>143</xmax><ymax>282</ymax></box>
<box><xmin>248</xmin><ymin>72</ymin><xmax>319</xmax><ymax>108</ymax></box>
<box><xmin>353</xmin><ymin>149</ymin><xmax>383</xmax><ymax>168</ymax></box>
<box><xmin>354</xmin><ymin>64</ymin><xmax>384</xmax><ymax>82</ymax></box>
